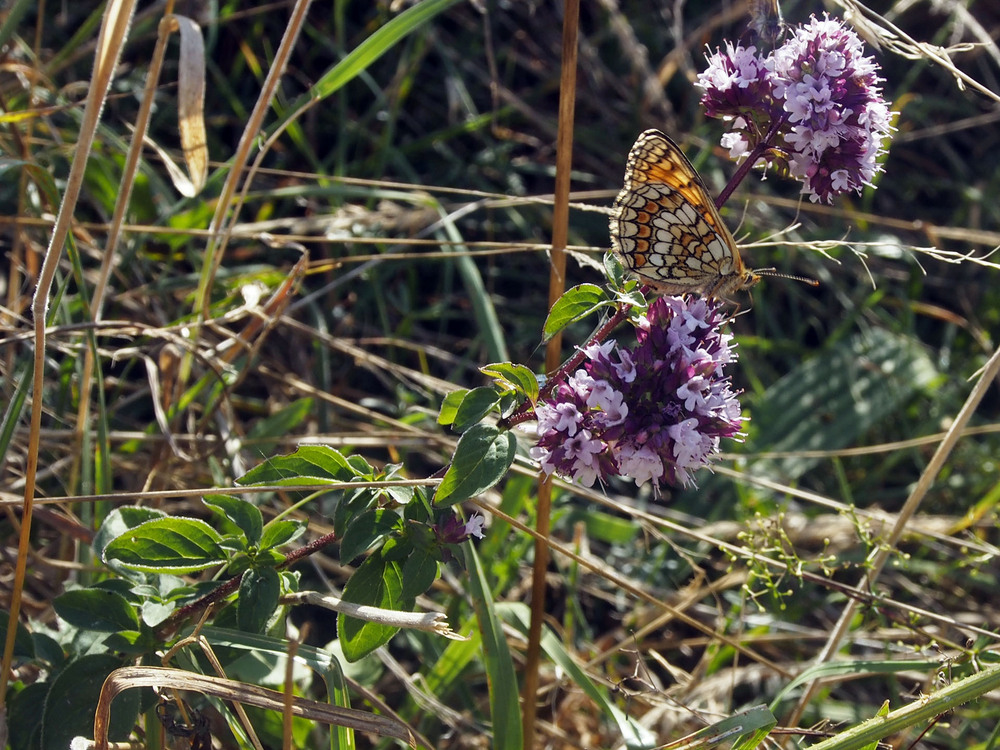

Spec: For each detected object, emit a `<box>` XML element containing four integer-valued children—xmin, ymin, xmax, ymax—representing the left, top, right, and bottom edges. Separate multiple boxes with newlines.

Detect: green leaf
<box><xmin>282</xmin><ymin>0</ymin><xmax>466</xmax><ymax>117</ymax></box>
<box><xmin>237</xmin><ymin>445</ymin><xmax>367</xmax><ymax>485</ymax></box>
<box><xmin>437</xmin><ymin>389</ymin><xmax>468</xmax><ymax>426</ymax></box>
<box><xmin>92</xmin><ymin>578</ymin><xmax>139</xmax><ymax>599</ymax></box>
<box><xmin>102</xmin><ymin>631</ymin><xmax>148</xmax><ymax>653</ymax></box>
<box><xmin>435</xmin><ymin>424</ymin><xmax>517</xmax><ymax>506</ymax></box>
<box><xmin>53</xmin><ymin>588</ymin><xmax>140</xmax><ymax>633</ymax></box>
<box><xmin>340</xmin><ymin>508</ymin><xmax>399</xmax><ymax>563</ymax></box>
<box><xmin>452</xmin><ymin>386</ymin><xmax>502</xmax><ymax>433</ymax></box>
<box><xmin>0</xmin><ymin>610</ymin><xmax>35</xmax><ymax>659</ymax></box>
<box><xmin>339</xmin><ymin>552</ymin><xmax>403</xmax><ymax>662</ymax></box>
<box><xmin>260</xmin><ymin>519</ymin><xmax>306</xmax><ymax>550</ymax></box>
<box><xmin>382</xmin><ymin>472</ymin><xmax>416</xmax><ymax>505</ymax></box>
<box><xmin>141</xmin><ymin>598</ymin><xmax>176</xmax><ymax>629</ymax></box>
<box><xmin>31</xmin><ymin>632</ymin><xmax>62</xmax><ymax>668</ymax></box>
<box><xmin>9</xmin><ymin>681</ymin><xmax>47</xmax><ymax>750</ymax></box>
<box><xmin>40</xmin><ymin>654</ymin><xmax>139</xmax><ymax>750</ymax></box>
<box><xmin>604</xmin><ymin>250</ymin><xmax>627</xmax><ymax>289</ymax></box>
<box><xmin>401</xmin><ymin>547</ymin><xmax>438</xmax><ymax>601</ymax></box>
<box><xmin>542</xmin><ymin>284</ymin><xmax>611</xmax><ymax>340</ymax></box>
<box><xmin>103</xmin><ymin>517</ymin><xmax>227</xmax><ymax>573</ymax></box>
<box><xmin>203</xmin><ymin>494</ymin><xmax>264</xmax><ymax>545</ymax></box>
<box><xmin>480</xmin><ymin>362</ymin><xmax>540</xmax><ymax>404</ymax></box>
<box><xmin>94</xmin><ymin>506</ymin><xmax>167</xmax><ymax>575</ymax></box>
<box><xmin>685</xmin><ymin>704</ymin><xmax>777</xmax><ymax>750</ymax></box>
<box><xmin>237</xmin><ymin>567</ymin><xmax>281</xmax><ymax>634</ymax></box>
<box><xmin>347</xmin><ymin>454</ymin><xmax>375</xmax><ymax>474</ymax></box>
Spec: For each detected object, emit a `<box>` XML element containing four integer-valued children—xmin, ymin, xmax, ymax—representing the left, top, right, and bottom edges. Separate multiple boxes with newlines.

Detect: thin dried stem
<box><xmin>71</xmin><ymin>6</ymin><xmax>185</xmax><ymax>495</ymax></box>
<box><xmin>784</xmin><ymin>339</ymin><xmax>1000</xmax><ymax>728</ymax></box>
<box><xmin>0</xmin><ymin>0</ymin><xmax>137</xmax><ymax>710</ymax></box>
<box><xmin>89</xmin><ymin>666</ymin><xmax>418</xmax><ymax>750</ymax></box>
<box><xmin>183</xmin><ymin>0</ymin><xmax>314</xmax><ymax>383</ymax></box>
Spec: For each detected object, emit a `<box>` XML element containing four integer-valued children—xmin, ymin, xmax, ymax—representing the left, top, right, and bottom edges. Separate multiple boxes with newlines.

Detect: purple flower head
<box><xmin>699</xmin><ymin>42</ymin><xmax>783</xmax><ymax>125</ymax></box>
<box><xmin>530</xmin><ymin>297</ymin><xmax>744</xmax><ymax>493</ymax></box>
<box><xmin>435</xmin><ymin>512</ymin><xmax>486</xmax><ymax>544</ymax></box>
<box><xmin>695</xmin><ymin>14</ymin><xmax>894</xmax><ymax>203</ymax></box>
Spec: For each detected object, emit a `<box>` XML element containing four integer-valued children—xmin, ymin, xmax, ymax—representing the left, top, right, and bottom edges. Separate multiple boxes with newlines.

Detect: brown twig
<box><xmin>0</xmin><ymin>0</ymin><xmax>138</xmax><ymax>711</ymax></box>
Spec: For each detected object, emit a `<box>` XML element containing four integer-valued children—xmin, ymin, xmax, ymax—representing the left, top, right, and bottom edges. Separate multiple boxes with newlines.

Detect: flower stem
<box><xmin>714</xmin><ymin>113</ymin><xmax>788</xmax><ymax>208</ymax></box>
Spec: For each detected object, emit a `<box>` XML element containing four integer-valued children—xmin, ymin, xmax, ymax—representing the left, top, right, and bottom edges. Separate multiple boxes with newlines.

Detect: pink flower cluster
<box><xmin>530</xmin><ymin>297</ymin><xmax>744</xmax><ymax>491</ymax></box>
<box><xmin>697</xmin><ymin>15</ymin><xmax>894</xmax><ymax>203</ymax></box>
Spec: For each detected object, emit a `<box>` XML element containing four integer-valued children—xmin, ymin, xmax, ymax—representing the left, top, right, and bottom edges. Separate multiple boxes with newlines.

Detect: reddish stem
<box><xmin>501</xmin><ymin>302</ymin><xmax>633</xmax><ymax>428</ymax></box>
<box><xmin>154</xmin><ymin>529</ymin><xmax>339</xmax><ymax>639</ymax></box>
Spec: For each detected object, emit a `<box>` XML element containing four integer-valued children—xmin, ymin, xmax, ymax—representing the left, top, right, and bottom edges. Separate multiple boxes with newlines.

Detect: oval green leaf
<box><xmin>103</xmin><ymin>517</ymin><xmax>226</xmax><ymax>573</ymax></box>
<box><xmin>237</xmin><ymin>567</ymin><xmax>281</xmax><ymax>634</ymax></box>
<box><xmin>401</xmin><ymin>548</ymin><xmax>438</xmax><ymax>601</ymax></box>
<box><xmin>53</xmin><ymin>588</ymin><xmax>139</xmax><ymax>633</ymax></box>
<box><xmin>435</xmin><ymin>424</ymin><xmax>517</xmax><ymax>506</ymax></box>
<box><xmin>237</xmin><ymin>445</ymin><xmax>367</xmax><ymax>486</ymax></box>
<box><xmin>93</xmin><ymin>506</ymin><xmax>167</xmax><ymax>575</ymax></box>
<box><xmin>340</xmin><ymin>508</ymin><xmax>398</xmax><ymax>564</ymax></box>
<box><xmin>40</xmin><ymin>654</ymin><xmax>139</xmax><ymax>750</ymax></box>
<box><xmin>437</xmin><ymin>389</ymin><xmax>468</xmax><ymax>426</ymax></box>
<box><xmin>452</xmin><ymin>386</ymin><xmax>502</xmax><ymax>433</ymax></box>
<box><xmin>542</xmin><ymin>283</ymin><xmax>610</xmax><ymax>340</ymax></box>
<box><xmin>0</xmin><ymin>610</ymin><xmax>35</xmax><ymax>659</ymax></box>
<box><xmin>480</xmin><ymin>362</ymin><xmax>539</xmax><ymax>403</ymax></box>
<box><xmin>260</xmin><ymin>519</ymin><xmax>306</xmax><ymax>550</ymax></box>
<box><xmin>203</xmin><ymin>493</ymin><xmax>263</xmax><ymax>545</ymax></box>
<box><xmin>339</xmin><ymin>552</ymin><xmax>403</xmax><ymax>662</ymax></box>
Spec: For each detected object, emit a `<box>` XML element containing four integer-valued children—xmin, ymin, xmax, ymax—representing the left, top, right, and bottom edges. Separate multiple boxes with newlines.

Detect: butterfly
<box><xmin>609</xmin><ymin>129</ymin><xmax>760</xmax><ymax>299</ymax></box>
<box><xmin>747</xmin><ymin>0</ymin><xmax>784</xmax><ymax>45</ymax></box>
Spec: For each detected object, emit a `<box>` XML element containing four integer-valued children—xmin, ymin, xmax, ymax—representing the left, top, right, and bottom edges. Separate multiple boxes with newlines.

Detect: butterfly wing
<box><xmin>610</xmin><ymin>129</ymin><xmax>756</xmax><ymax>297</ymax></box>
<box><xmin>748</xmin><ymin>0</ymin><xmax>784</xmax><ymax>45</ymax></box>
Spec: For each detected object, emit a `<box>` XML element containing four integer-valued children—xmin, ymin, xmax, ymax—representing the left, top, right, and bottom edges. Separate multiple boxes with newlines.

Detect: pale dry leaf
<box><xmin>175</xmin><ymin>15</ymin><xmax>208</xmax><ymax>194</ymax></box>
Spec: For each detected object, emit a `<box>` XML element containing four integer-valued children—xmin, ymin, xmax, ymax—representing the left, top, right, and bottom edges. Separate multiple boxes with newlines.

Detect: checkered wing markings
<box><xmin>611</xmin><ymin>130</ymin><xmax>753</xmax><ymax>296</ymax></box>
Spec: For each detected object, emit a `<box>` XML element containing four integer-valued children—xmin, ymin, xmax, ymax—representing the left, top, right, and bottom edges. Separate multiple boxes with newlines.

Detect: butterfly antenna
<box><xmin>753</xmin><ymin>267</ymin><xmax>820</xmax><ymax>287</ymax></box>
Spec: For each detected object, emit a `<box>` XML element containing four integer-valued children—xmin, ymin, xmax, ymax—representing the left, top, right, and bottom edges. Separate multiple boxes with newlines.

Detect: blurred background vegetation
<box><xmin>2</xmin><ymin>0</ymin><xmax>1000</xmax><ymax>747</ymax></box>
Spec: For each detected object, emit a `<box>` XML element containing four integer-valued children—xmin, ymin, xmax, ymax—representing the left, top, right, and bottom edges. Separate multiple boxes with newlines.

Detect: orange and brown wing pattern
<box><xmin>610</xmin><ymin>129</ymin><xmax>759</xmax><ymax>298</ymax></box>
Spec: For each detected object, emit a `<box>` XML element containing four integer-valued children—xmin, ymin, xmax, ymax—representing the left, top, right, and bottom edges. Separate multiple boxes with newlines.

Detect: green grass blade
<box><xmin>500</xmin><ymin>603</ymin><xmax>656</xmax><ymax>750</ymax></box>
<box><xmin>464</xmin><ymin>542</ymin><xmax>522</xmax><ymax>750</ymax></box>
<box><xmin>804</xmin><ymin>665</ymin><xmax>1000</xmax><ymax>750</ymax></box>
<box><xmin>0</xmin><ymin>359</ymin><xmax>31</xmax><ymax>466</ymax></box>
<box><xmin>292</xmin><ymin>0</ymin><xmax>464</xmax><ymax>108</ymax></box>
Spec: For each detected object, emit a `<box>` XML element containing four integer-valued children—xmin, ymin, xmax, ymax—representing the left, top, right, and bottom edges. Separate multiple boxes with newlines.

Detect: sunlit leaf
<box><xmin>435</xmin><ymin>425</ymin><xmax>516</xmax><ymax>506</ymax></box>
<box><xmin>103</xmin><ymin>517</ymin><xmax>226</xmax><ymax>573</ymax></box>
